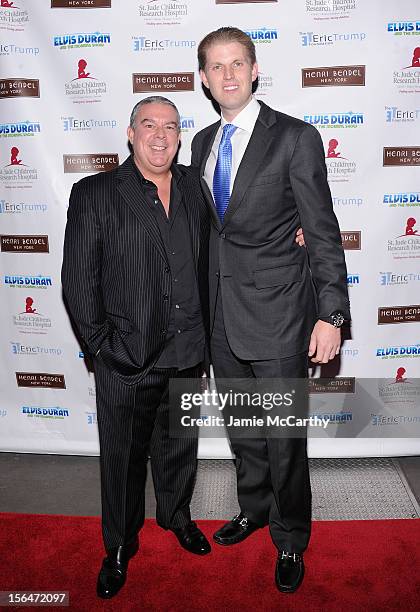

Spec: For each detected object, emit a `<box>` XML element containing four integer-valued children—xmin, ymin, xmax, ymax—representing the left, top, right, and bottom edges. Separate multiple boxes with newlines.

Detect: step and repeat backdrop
<box><xmin>0</xmin><ymin>0</ymin><xmax>419</xmax><ymax>457</ymax></box>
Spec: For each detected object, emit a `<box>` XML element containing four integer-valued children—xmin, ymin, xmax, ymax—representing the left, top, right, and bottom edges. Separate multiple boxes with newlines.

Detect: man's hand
<box><xmin>295</xmin><ymin>227</ymin><xmax>305</xmax><ymax>247</ymax></box>
<box><xmin>308</xmin><ymin>320</ymin><xmax>341</xmax><ymax>364</ymax></box>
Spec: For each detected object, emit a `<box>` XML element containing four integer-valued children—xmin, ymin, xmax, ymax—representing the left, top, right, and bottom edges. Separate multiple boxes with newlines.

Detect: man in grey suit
<box><xmin>191</xmin><ymin>27</ymin><xmax>350</xmax><ymax>593</ymax></box>
<box><xmin>62</xmin><ymin>97</ymin><xmax>211</xmax><ymax>600</ymax></box>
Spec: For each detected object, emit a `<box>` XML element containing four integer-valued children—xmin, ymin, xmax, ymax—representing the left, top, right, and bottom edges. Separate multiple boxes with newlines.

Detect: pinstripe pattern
<box><xmin>61</xmin><ymin>156</ymin><xmax>209</xmax><ymax>550</ymax></box>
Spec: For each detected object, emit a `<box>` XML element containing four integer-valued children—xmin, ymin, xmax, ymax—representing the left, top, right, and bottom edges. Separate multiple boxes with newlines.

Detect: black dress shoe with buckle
<box><xmin>96</xmin><ymin>536</ymin><xmax>139</xmax><ymax>599</ymax></box>
<box><xmin>275</xmin><ymin>551</ymin><xmax>304</xmax><ymax>593</ymax></box>
<box><xmin>213</xmin><ymin>513</ymin><xmax>260</xmax><ymax>546</ymax></box>
<box><xmin>172</xmin><ymin>521</ymin><xmax>211</xmax><ymax>555</ymax></box>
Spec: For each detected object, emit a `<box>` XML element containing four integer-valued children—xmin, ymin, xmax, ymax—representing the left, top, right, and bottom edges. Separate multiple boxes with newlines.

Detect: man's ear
<box><xmin>199</xmin><ymin>69</ymin><xmax>209</xmax><ymax>89</ymax></box>
<box><xmin>127</xmin><ymin>126</ymin><xmax>134</xmax><ymax>144</ymax></box>
<box><xmin>251</xmin><ymin>62</ymin><xmax>259</xmax><ymax>83</ymax></box>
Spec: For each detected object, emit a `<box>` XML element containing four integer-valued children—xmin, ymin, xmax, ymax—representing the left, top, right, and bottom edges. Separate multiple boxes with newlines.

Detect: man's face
<box><xmin>200</xmin><ymin>42</ymin><xmax>258</xmax><ymax>119</ymax></box>
<box><xmin>127</xmin><ymin>103</ymin><xmax>180</xmax><ymax>177</ymax></box>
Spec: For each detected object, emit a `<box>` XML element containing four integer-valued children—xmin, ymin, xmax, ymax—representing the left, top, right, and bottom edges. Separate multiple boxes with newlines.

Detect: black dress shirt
<box><xmin>131</xmin><ymin>157</ymin><xmax>205</xmax><ymax>370</ymax></box>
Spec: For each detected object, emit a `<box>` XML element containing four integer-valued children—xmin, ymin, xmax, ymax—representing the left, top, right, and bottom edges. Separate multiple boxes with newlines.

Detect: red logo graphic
<box><xmin>404</xmin><ymin>47</ymin><xmax>420</xmax><ymax>69</ymax></box>
<box><xmin>9</xmin><ymin>146</ymin><xmax>24</xmax><ymax>166</ymax></box>
<box><xmin>20</xmin><ymin>297</ymin><xmax>42</xmax><ymax>316</ymax></box>
<box><xmin>73</xmin><ymin>59</ymin><xmax>95</xmax><ymax>81</ymax></box>
<box><xmin>1</xmin><ymin>1</ymin><xmax>18</xmax><ymax>7</ymax></box>
<box><xmin>398</xmin><ymin>217</ymin><xmax>418</xmax><ymax>237</ymax></box>
<box><xmin>395</xmin><ymin>367</ymin><xmax>407</xmax><ymax>383</ymax></box>
<box><xmin>326</xmin><ymin>138</ymin><xmax>346</xmax><ymax>159</ymax></box>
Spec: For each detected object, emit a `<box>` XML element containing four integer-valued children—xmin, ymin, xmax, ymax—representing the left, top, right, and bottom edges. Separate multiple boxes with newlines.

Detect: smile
<box><xmin>150</xmin><ymin>145</ymin><xmax>167</xmax><ymax>151</ymax></box>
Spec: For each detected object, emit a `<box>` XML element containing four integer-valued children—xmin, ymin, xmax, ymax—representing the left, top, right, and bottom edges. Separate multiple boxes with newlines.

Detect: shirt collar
<box><xmin>130</xmin><ymin>155</ymin><xmax>183</xmax><ymax>185</ymax></box>
<box><xmin>221</xmin><ymin>96</ymin><xmax>260</xmax><ymax>134</ymax></box>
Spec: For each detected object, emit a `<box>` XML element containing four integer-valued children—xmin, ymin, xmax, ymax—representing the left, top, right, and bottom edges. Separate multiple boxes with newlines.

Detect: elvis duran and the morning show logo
<box><xmin>383</xmin><ymin>192</ymin><xmax>420</xmax><ymax>207</ymax></box>
<box><xmin>0</xmin><ymin>79</ymin><xmax>39</xmax><ymax>99</ymax></box>
<box><xmin>387</xmin><ymin>22</ymin><xmax>420</xmax><ymax>36</ymax></box>
<box><xmin>386</xmin><ymin>217</ymin><xmax>420</xmax><ymax>260</ymax></box>
<box><xmin>376</xmin><ymin>345</ymin><xmax>420</xmax><ymax>360</ymax></box>
<box><xmin>302</xmin><ymin>65</ymin><xmax>365</xmax><ymax>87</ymax></box>
<box><xmin>21</xmin><ymin>406</ymin><xmax>70</xmax><ymax>419</ymax></box>
<box><xmin>305</xmin><ymin>0</ymin><xmax>357</xmax><ymax>21</ymax></box>
<box><xmin>304</xmin><ymin>112</ymin><xmax>364</xmax><ymax>129</ymax></box>
<box><xmin>324</xmin><ymin>137</ymin><xmax>356</xmax><ymax>183</ymax></box>
<box><xmin>0</xmin><ymin>121</ymin><xmax>40</xmax><ymax>137</ymax></box>
<box><xmin>132</xmin><ymin>35</ymin><xmax>195</xmax><ymax>52</ymax></box>
<box><xmin>0</xmin><ymin>0</ymin><xmax>29</xmax><ymax>32</ymax></box>
<box><xmin>51</xmin><ymin>1</ymin><xmax>111</xmax><ymax>8</ymax></box>
<box><xmin>1</xmin><ymin>235</ymin><xmax>48</xmax><ymax>253</ymax></box>
<box><xmin>179</xmin><ymin>116</ymin><xmax>195</xmax><ymax>132</ymax></box>
<box><xmin>12</xmin><ymin>296</ymin><xmax>52</xmax><ymax>335</ymax></box>
<box><xmin>138</xmin><ymin>1</ymin><xmax>188</xmax><ymax>27</ymax></box>
<box><xmin>63</xmin><ymin>154</ymin><xmax>119</xmax><ymax>173</ymax></box>
<box><xmin>4</xmin><ymin>274</ymin><xmax>52</xmax><ymax>289</ymax></box>
<box><xmin>393</xmin><ymin>47</ymin><xmax>420</xmax><ymax>94</ymax></box>
<box><xmin>243</xmin><ymin>28</ymin><xmax>278</xmax><ymax>44</ymax></box>
<box><xmin>300</xmin><ymin>30</ymin><xmax>366</xmax><ymax>47</ymax></box>
<box><xmin>378</xmin><ymin>305</ymin><xmax>420</xmax><ymax>325</ymax></box>
<box><xmin>0</xmin><ymin>146</ymin><xmax>39</xmax><ymax>188</ymax></box>
<box><xmin>347</xmin><ymin>274</ymin><xmax>359</xmax><ymax>287</ymax></box>
<box><xmin>383</xmin><ymin>147</ymin><xmax>420</xmax><ymax>167</ymax></box>
<box><xmin>64</xmin><ymin>59</ymin><xmax>107</xmax><ymax>104</ymax></box>
<box><xmin>53</xmin><ymin>32</ymin><xmax>111</xmax><ymax>49</ymax></box>
<box><xmin>132</xmin><ymin>72</ymin><xmax>194</xmax><ymax>93</ymax></box>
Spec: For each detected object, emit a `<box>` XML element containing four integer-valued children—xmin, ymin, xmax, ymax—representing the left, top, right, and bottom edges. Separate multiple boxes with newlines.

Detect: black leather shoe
<box><xmin>172</xmin><ymin>522</ymin><xmax>211</xmax><ymax>555</ymax></box>
<box><xmin>96</xmin><ymin>537</ymin><xmax>139</xmax><ymax>599</ymax></box>
<box><xmin>213</xmin><ymin>513</ymin><xmax>260</xmax><ymax>545</ymax></box>
<box><xmin>275</xmin><ymin>551</ymin><xmax>304</xmax><ymax>593</ymax></box>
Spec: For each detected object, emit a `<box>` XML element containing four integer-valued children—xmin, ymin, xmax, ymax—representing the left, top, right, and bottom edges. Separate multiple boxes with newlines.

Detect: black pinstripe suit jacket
<box><xmin>61</xmin><ymin>155</ymin><xmax>209</xmax><ymax>385</ymax></box>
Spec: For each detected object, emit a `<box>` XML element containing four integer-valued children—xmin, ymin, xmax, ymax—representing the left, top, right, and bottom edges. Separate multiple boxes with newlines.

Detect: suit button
<box><xmin>163</xmin><ymin>294</ymin><xmax>169</xmax><ymax>301</ymax></box>
<box><xmin>161</xmin><ymin>329</ymin><xmax>167</xmax><ymax>335</ymax></box>
<box><xmin>216</xmin><ymin>272</ymin><xmax>220</xmax><ymax>278</ymax></box>
<box><xmin>220</xmin><ymin>233</ymin><xmax>226</xmax><ymax>239</ymax></box>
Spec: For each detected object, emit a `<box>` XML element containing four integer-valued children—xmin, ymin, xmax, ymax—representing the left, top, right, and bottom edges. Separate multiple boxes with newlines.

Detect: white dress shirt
<box><xmin>204</xmin><ymin>96</ymin><xmax>261</xmax><ymax>200</ymax></box>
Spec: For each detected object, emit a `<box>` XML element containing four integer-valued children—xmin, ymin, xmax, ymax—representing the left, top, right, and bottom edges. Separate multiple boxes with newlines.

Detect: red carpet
<box><xmin>0</xmin><ymin>514</ymin><xmax>419</xmax><ymax>612</ymax></box>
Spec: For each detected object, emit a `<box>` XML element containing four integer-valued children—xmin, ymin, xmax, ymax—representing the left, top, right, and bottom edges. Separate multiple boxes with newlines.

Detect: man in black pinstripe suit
<box><xmin>62</xmin><ymin>97</ymin><xmax>211</xmax><ymax>599</ymax></box>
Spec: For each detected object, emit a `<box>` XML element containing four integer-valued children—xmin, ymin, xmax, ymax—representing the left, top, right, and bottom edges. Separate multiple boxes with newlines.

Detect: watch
<box><xmin>319</xmin><ymin>311</ymin><xmax>345</xmax><ymax>328</ymax></box>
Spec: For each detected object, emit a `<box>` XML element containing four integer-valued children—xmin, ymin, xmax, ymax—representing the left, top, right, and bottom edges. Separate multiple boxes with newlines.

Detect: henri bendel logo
<box><xmin>1</xmin><ymin>235</ymin><xmax>49</xmax><ymax>252</ymax></box>
<box><xmin>16</xmin><ymin>372</ymin><xmax>66</xmax><ymax>388</ymax></box>
<box><xmin>0</xmin><ymin>79</ymin><xmax>39</xmax><ymax>99</ymax></box>
<box><xmin>341</xmin><ymin>231</ymin><xmax>361</xmax><ymax>250</ymax></box>
<box><xmin>302</xmin><ymin>65</ymin><xmax>365</xmax><ymax>87</ymax></box>
<box><xmin>63</xmin><ymin>154</ymin><xmax>118</xmax><ymax>173</ymax></box>
<box><xmin>378</xmin><ymin>305</ymin><xmax>420</xmax><ymax>324</ymax></box>
<box><xmin>132</xmin><ymin>72</ymin><xmax>194</xmax><ymax>93</ymax></box>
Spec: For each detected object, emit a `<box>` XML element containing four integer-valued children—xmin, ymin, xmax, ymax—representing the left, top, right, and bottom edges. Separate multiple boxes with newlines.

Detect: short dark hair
<box><xmin>197</xmin><ymin>27</ymin><xmax>256</xmax><ymax>71</ymax></box>
<box><xmin>129</xmin><ymin>96</ymin><xmax>180</xmax><ymax>130</ymax></box>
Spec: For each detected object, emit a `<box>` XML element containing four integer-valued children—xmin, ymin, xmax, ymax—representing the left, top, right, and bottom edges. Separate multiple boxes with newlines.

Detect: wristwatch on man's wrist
<box><xmin>318</xmin><ymin>311</ymin><xmax>345</xmax><ymax>328</ymax></box>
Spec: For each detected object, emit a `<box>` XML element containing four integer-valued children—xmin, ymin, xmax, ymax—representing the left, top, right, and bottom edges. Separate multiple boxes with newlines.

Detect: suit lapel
<box><xmin>116</xmin><ymin>157</ymin><xmax>168</xmax><ymax>264</ymax></box>
<box><xmin>222</xmin><ymin>104</ymin><xmax>275</xmax><ymax>229</ymax></box>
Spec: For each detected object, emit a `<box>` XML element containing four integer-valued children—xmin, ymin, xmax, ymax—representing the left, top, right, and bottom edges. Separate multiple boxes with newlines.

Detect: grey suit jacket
<box><xmin>191</xmin><ymin>101</ymin><xmax>350</xmax><ymax>360</ymax></box>
<box><xmin>62</xmin><ymin>156</ymin><xmax>209</xmax><ymax>385</ymax></box>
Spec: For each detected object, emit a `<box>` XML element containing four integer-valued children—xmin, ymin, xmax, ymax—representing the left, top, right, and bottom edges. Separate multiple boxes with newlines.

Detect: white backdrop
<box><xmin>0</xmin><ymin>0</ymin><xmax>419</xmax><ymax>457</ymax></box>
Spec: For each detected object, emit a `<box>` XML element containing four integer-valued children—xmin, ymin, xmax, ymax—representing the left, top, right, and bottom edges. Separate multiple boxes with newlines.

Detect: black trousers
<box><xmin>94</xmin><ymin>360</ymin><xmax>201</xmax><ymax>551</ymax></box>
<box><xmin>211</xmin><ymin>293</ymin><xmax>311</xmax><ymax>553</ymax></box>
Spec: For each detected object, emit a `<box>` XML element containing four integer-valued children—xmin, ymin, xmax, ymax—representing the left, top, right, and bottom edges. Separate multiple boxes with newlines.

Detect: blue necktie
<box><xmin>213</xmin><ymin>123</ymin><xmax>237</xmax><ymax>222</ymax></box>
